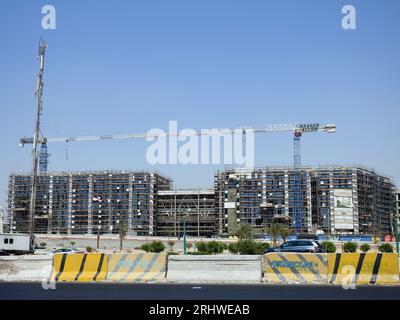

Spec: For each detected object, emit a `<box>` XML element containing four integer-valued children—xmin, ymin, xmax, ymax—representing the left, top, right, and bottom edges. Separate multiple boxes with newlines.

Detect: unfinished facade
<box><xmin>215</xmin><ymin>166</ymin><xmax>395</xmax><ymax>236</ymax></box>
<box><xmin>156</xmin><ymin>189</ymin><xmax>216</xmax><ymax>237</ymax></box>
<box><xmin>8</xmin><ymin>171</ymin><xmax>171</xmax><ymax>236</ymax></box>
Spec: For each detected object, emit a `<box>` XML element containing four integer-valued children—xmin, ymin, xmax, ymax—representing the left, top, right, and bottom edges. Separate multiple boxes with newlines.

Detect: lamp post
<box><xmin>183</xmin><ymin>209</ymin><xmax>190</xmax><ymax>255</ymax></box>
<box><xmin>395</xmin><ymin>214</ymin><xmax>399</xmax><ymax>255</ymax></box>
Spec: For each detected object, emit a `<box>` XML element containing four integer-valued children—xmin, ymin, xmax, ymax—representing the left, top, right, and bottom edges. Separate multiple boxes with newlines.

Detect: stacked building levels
<box><xmin>215</xmin><ymin>165</ymin><xmax>396</xmax><ymax>236</ymax></box>
<box><xmin>156</xmin><ymin>189</ymin><xmax>216</xmax><ymax>237</ymax></box>
<box><xmin>7</xmin><ymin>165</ymin><xmax>396</xmax><ymax>236</ymax></box>
<box><xmin>8</xmin><ymin>171</ymin><xmax>171</xmax><ymax>236</ymax></box>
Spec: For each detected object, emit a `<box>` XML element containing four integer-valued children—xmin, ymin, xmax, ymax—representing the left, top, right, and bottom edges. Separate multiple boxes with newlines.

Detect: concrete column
<box><xmin>148</xmin><ymin>173</ymin><xmax>155</xmax><ymax>236</ymax></box>
<box><xmin>67</xmin><ymin>174</ymin><xmax>73</xmax><ymax>235</ymax></box>
<box><xmin>9</xmin><ymin>175</ymin><xmax>15</xmax><ymax>233</ymax></box>
<box><xmin>329</xmin><ymin>172</ymin><xmax>335</xmax><ymax>235</ymax></box>
<box><xmin>87</xmin><ymin>175</ymin><xmax>93</xmax><ymax>235</ymax></box>
<box><xmin>47</xmin><ymin>175</ymin><xmax>53</xmax><ymax>234</ymax></box>
<box><xmin>128</xmin><ymin>173</ymin><xmax>133</xmax><ymax>235</ymax></box>
<box><xmin>306</xmin><ymin>172</ymin><xmax>313</xmax><ymax>233</ymax></box>
<box><xmin>352</xmin><ymin>169</ymin><xmax>359</xmax><ymax>234</ymax></box>
<box><xmin>284</xmin><ymin>172</ymin><xmax>289</xmax><ymax>216</ymax></box>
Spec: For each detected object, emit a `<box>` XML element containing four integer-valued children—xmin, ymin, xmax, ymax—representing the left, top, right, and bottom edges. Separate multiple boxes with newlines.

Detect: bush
<box><xmin>207</xmin><ymin>241</ymin><xmax>225</xmax><ymax>254</ymax></box>
<box><xmin>228</xmin><ymin>242</ymin><xmax>239</xmax><ymax>254</ymax></box>
<box><xmin>321</xmin><ymin>241</ymin><xmax>336</xmax><ymax>253</ymax></box>
<box><xmin>141</xmin><ymin>241</ymin><xmax>165</xmax><ymax>253</ymax></box>
<box><xmin>150</xmin><ymin>241</ymin><xmax>165</xmax><ymax>253</ymax></box>
<box><xmin>86</xmin><ymin>246</ymin><xmax>93</xmax><ymax>252</ymax></box>
<box><xmin>378</xmin><ymin>243</ymin><xmax>393</xmax><ymax>253</ymax></box>
<box><xmin>256</xmin><ymin>242</ymin><xmax>270</xmax><ymax>254</ymax></box>
<box><xmin>195</xmin><ymin>241</ymin><xmax>208</xmax><ymax>253</ymax></box>
<box><xmin>40</xmin><ymin>242</ymin><xmax>47</xmax><ymax>248</ymax></box>
<box><xmin>237</xmin><ymin>240</ymin><xmax>258</xmax><ymax>255</ymax></box>
<box><xmin>343</xmin><ymin>242</ymin><xmax>357</xmax><ymax>253</ymax></box>
<box><xmin>360</xmin><ymin>243</ymin><xmax>371</xmax><ymax>253</ymax></box>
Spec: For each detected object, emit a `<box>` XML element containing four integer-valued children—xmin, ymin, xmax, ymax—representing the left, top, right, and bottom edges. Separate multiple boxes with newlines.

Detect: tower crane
<box><xmin>19</xmin><ymin>122</ymin><xmax>336</xmax><ymax>233</ymax></box>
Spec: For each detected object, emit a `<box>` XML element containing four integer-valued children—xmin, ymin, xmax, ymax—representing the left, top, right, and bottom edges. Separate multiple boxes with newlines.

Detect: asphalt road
<box><xmin>0</xmin><ymin>282</ymin><xmax>400</xmax><ymax>300</ymax></box>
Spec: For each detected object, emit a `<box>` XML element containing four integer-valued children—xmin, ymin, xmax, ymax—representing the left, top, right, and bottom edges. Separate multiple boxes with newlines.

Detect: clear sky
<box><xmin>0</xmin><ymin>0</ymin><xmax>399</xmax><ymax>207</ymax></box>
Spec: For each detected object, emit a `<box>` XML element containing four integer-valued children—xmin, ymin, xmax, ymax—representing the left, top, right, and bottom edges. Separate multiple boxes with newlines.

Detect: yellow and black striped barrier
<box><xmin>51</xmin><ymin>253</ymin><xmax>108</xmax><ymax>282</ymax></box>
<box><xmin>328</xmin><ymin>253</ymin><xmax>399</xmax><ymax>285</ymax></box>
<box><xmin>263</xmin><ymin>253</ymin><xmax>328</xmax><ymax>284</ymax></box>
<box><xmin>106</xmin><ymin>253</ymin><xmax>167</xmax><ymax>282</ymax></box>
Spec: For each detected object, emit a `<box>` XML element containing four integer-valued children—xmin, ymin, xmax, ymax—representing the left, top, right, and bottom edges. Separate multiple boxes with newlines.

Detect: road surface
<box><xmin>0</xmin><ymin>283</ymin><xmax>399</xmax><ymax>300</ymax></box>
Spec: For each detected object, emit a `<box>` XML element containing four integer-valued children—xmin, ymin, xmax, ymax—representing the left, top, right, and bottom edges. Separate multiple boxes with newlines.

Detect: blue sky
<box><xmin>0</xmin><ymin>0</ymin><xmax>399</xmax><ymax>206</ymax></box>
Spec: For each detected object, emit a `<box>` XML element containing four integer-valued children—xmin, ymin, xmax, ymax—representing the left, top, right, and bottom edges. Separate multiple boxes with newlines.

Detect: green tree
<box><xmin>235</xmin><ymin>224</ymin><xmax>252</xmax><ymax>240</ymax></box>
<box><xmin>268</xmin><ymin>224</ymin><xmax>290</xmax><ymax>246</ymax></box>
<box><xmin>187</xmin><ymin>243</ymin><xmax>193</xmax><ymax>252</ymax></box>
<box><xmin>70</xmin><ymin>241</ymin><xmax>76</xmax><ymax>247</ymax></box>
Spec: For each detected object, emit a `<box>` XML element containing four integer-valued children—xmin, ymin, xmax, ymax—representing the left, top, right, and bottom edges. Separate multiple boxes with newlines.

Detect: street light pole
<box><xmin>395</xmin><ymin>214</ymin><xmax>399</xmax><ymax>255</ymax></box>
<box><xmin>183</xmin><ymin>209</ymin><xmax>189</xmax><ymax>255</ymax></box>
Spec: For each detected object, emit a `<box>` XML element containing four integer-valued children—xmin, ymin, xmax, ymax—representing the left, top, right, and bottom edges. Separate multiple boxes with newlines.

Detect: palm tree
<box><xmin>235</xmin><ymin>224</ymin><xmax>252</xmax><ymax>240</ymax></box>
<box><xmin>268</xmin><ymin>223</ymin><xmax>291</xmax><ymax>246</ymax></box>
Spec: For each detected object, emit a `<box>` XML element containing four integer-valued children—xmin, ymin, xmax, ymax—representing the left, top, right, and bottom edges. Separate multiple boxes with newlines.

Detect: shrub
<box><xmin>195</xmin><ymin>241</ymin><xmax>208</xmax><ymax>253</ymax></box>
<box><xmin>378</xmin><ymin>243</ymin><xmax>393</xmax><ymax>253</ymax></box>
<box><xmin>228</xmin><ymin>242</ymin><xmax>239</xmax><ymax>254</ymax></box>
<box><xmin>343</xmin><ymin>242</ymin><xmax>357</xmax><ymax>253</ymax></box>
<box><xmin>141</xmin><ymin>241</ymin><xmax>165</xmax><ymax>253</ymax></box>
<box><xmin>150</xmin><ymin>241</ymin><xmax>165</xmax><ymax>253</ymax></box>
<box><xmin>321</xmin><ymin>241</ymin><xmax>336</xmax><ymax>253</ymax></box>
<box><xmin>360</xmin><ymin>243</ymin><xmax>371</xmax><ymax>253</ymax></box>
<box><xmin>141</xmin><ymin>243</ymin><xmax>151</xmax><ymax>252</ymax></box>
<box><xmin>237</xmin><ymin>240</ymin><xmax>258</xmax><ymax>255</ymax></box>
<box><xmin>40</xmin><ymin>242</ymin><xmax>47</xmax><ymax>248</ymax></box>
<box><xmin>207</xmin><ymin>241</ymin><xmax>225</xmax><ymax>254</ymax></box>
<box><xmin>86</xmin><ymin>246</ymin><xmax>93</xmax><ymax>252</ymax></box>
<box><xmin>257</xmin><ymin>242</ymin><xmax>270</xmax><ymax>253</ymax></box>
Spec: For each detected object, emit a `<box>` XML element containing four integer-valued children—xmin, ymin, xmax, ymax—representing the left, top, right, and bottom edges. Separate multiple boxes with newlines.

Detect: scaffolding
<box><xmin>156</xmin><ymin>189</ymin><xmax>216</xmax><ymax>237</ymax></box>
<box><xmin>215</xmin><ymin>165</ymin><xmax>395</xmax><ymax>236</ymax></box>
<box><xmin>8</xmin><ymin>170</ymin><xmax>171</xmax><ymax>236</ymax></box>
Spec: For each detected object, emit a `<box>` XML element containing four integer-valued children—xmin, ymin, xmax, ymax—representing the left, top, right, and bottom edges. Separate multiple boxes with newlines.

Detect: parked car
<box><xmin>264</xmin><ymin>240</ymin><xmax>323</xmax><ymax>253</ymax></box>
<box><xmin>50</xmin><ymin>248</ymin><xmax>83</xmax><ymax>255</ymax></box>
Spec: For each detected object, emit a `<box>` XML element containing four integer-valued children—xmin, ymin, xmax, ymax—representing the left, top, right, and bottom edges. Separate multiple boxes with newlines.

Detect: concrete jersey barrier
<box><xmin>0</xmin><ymin>255</ymin><xmax>52</xmax><ymax>282</ymax></box>
<box><xmin>51</xmin><ymin>253</ymin><xmax>108</xmax><ymax>282</ymax></box>
<box><xmin>263</xmin><ymin>253</ymin><xmax>328</xmax><ymax>284</ymax></box>
<box><xmin>166</xmin><ymin>255</ymin><xmax>262</xmax><ymax>283</ymax></box>
<box><xmin>328</xmin><ymin>253</ymin><xmax>399</xmax><ymax>285</ymax></box>
<box><xmin>106</xmin><ymin>253</ymin><xmax>167</xmax><ymax>282</ymax></box>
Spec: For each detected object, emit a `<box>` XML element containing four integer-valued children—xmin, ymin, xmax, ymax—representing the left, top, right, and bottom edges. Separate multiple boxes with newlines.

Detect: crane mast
<box><xmin>28</xmin><ymin>39</ymin><xmax>47</xmax><ymax>238</ymax></box>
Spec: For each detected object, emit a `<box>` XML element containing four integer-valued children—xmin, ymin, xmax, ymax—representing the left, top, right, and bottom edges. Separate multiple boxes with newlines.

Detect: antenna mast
<box><xmin>28</xmin><ymin>39</ymin><xmax>47</xmax><ymax>238</ymax></box>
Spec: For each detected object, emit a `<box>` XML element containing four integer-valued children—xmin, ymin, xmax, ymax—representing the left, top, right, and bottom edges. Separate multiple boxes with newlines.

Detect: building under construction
<box><xmin>8</xmin><ymin>171</ymin><xmax>171</xmax><ymax>236</ymax></box>
<box><xmin>156</xmin><ymin>189</ymin><xmax>216</xmax><ymax>237</ymax></box>
<box><xmin>7</xmin><ymin>165</ymin><xmax>396</xmax><ymax>237</ymax></box>
<box><xmin>215</xmin><ymin>165</ymin><xmax>396</xmax><ymax>236</ymax></box>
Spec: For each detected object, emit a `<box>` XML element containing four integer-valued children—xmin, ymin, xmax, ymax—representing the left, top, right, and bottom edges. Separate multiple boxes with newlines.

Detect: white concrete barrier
<box><xmin>0</xmin><ymin>255</ymin><xmax>52</xmax><ymax>282</ymax></box>
<box><xmin>166</xmin><ymin>255</ymin><xmax>262</xmax><ymax>283</ymax></box>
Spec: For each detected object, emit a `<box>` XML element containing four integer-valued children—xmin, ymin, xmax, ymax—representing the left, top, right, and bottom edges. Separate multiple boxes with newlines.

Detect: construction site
<box><xmin>2</xmin><ymin>40</ymin><xmax>398</xmax><ymax>240</ymax></box>
<box><xmin>6</xmin><ymin>165</ymin><xmax>396</xmax><ymax>237</ymax></box>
